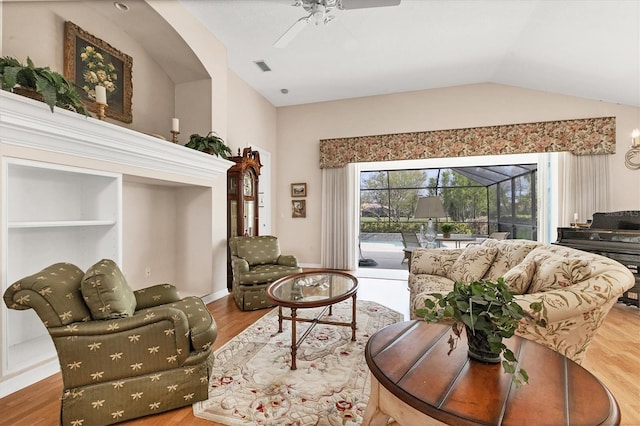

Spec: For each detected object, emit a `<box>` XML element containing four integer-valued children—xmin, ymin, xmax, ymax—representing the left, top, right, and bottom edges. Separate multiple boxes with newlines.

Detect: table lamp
<box><xmin>415</xmin><ymin>196</ymin><xmax>446</xmax><ymax>248</ymax></box>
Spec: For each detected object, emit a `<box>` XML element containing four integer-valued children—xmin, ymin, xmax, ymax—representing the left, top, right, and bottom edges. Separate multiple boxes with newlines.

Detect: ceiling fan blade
<box><xmin>274</xmin><ymin>15</ymin><xmax>311</xmax><ymax>48</ymax></box>
<box><xmin>339</xmin><ymin>0</ymin><xmax>401</xmax><ymax>10</ymax></box>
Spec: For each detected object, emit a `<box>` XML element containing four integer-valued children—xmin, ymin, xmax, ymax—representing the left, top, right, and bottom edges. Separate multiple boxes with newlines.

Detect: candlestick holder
<box><xmin>171</xmin><ymin>130</ymin><xmax>180</xmax><ymax>144</ymax></box>
<box><xmin>96</xmin><ymin>102</ymin><xmax>107</xmax><ymax>121</ymax></box>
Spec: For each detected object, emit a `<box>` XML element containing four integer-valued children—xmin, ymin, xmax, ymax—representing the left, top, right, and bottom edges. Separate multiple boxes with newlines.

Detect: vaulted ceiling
<box><xmin>180</xmin><ymin>0</ymin><xmax>640</xmax><ymax>108</ymax></box>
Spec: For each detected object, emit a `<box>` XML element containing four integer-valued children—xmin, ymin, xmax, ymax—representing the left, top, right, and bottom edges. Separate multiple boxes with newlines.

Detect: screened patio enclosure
<box><xmin>359</xmin><ymin>163</ymin><xmax>538</xmax><ymax>264</ymax></box>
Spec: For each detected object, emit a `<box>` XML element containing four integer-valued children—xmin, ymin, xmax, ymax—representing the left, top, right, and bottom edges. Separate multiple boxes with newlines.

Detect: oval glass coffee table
<box><xmin>267</xmin><ymin>270</ymin><xmax>359</xmax><ymax>370</ymax></box>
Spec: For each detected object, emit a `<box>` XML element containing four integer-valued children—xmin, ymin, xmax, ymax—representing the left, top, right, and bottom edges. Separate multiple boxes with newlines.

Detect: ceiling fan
<box><xmin>274</xmin><ymin>0</ymin><xmax>401</xmax><ymax>48</ymax></box>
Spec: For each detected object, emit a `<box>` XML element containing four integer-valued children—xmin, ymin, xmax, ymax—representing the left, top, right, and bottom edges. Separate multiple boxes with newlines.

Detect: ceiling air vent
<box><xmin>254</xmin><ymin>60</ymin><xmax>271</xmax><ymax>72</ymax></box>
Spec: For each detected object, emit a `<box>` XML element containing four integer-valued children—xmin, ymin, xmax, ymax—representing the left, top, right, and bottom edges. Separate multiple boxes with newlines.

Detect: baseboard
<box><xmin>201</xmin><ymin>288</ymin><xmax>229</xmax><ymax>304</ymax></box>
<box><xmin>299</xmin><ymin>262</ymin><xmax>322</xmax><ymax>269</ymax></box>
<box><xmin>0</xmin><ymin>358</ymin><xmax>60</xmax><ymax>398</ymax></box>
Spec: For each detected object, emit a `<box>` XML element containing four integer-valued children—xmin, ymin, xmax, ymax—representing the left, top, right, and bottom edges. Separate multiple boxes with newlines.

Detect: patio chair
<box><xmin>401</xmin><ymin>231</ymin><xmax>421</xmax><ymax>264</ymax></box>
<box><xmin>467</xmin><ymin>231</ymin><xmax>511</xmax><ymax>246</ymax></box>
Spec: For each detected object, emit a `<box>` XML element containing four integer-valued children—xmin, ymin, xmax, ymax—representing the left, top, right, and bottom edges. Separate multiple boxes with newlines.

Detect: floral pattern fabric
<box><xmin>448</xmin><ymin>246</ymin><xmax>498</xmax><ymax>283</ymax></box>
<box><xmin>502</xmin><ymin>258</ymin><xmax>537</xmax><ymax>294</ymax></box>
<box><xmin>319</xmin><ymin>117</ymin><xmax>616</xmax><ymax>168</ymax></box>
<box><xmin>482</xmin><ymin>239</ymin><xmax>542</xmax><ymax>280</ymax></box>
<box><xmin>408</xmin><ymin>241</ymin><xmax>635</xmax><ymax>364</ymax></box>
<box><xmin>193</xmin><ymin>300</ymin><xmax>404</xmax><ymax>425</ymax></box>
<box><xmin>410</xmin><ymin>248</ymin><xmax>463</xmax><ymax>276</ymax></box>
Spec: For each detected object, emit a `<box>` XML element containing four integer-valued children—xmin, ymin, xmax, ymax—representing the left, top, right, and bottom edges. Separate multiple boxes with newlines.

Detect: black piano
<box><xmin>555</xmin><ymin>210</ymin><xmax>640</xmax><ymax>307</ymax></box>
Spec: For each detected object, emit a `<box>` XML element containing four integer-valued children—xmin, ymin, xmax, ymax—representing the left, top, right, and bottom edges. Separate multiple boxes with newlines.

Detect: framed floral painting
<box><xmin>63</xmin><ymin>21</ymin><xmax>133</xmax><ymax>123</ymax></box>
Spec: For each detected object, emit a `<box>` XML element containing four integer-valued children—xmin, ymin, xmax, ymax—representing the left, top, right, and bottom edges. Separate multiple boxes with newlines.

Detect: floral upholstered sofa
<box><xmin>409</xmin><ymin>239</ymin><xmax>635</xmax><ymax>364</ymax></box>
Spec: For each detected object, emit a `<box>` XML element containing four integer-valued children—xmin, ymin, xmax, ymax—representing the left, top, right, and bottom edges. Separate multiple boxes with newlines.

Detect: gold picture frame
<box><xmin>291</xmin><ymin>182</ymin><xmax>307</xmax><ymax>197</ymax></box>
<box><xmin>64</xmin><ymin>21</ymin><xmax>133</xmax><ymax>123</ymax></box>
<box><xmin>292</xmin><ymin>200</ymin><xmax>306</xmax><ymax>218</ymax></box>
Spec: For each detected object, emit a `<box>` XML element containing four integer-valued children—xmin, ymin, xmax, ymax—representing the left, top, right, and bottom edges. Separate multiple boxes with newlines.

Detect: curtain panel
<box><xmin>559</xmin><ymin>153</ymin><xmax>611</xmax><ymax>225</ymax></box>
<box><xmin>319</xmin><ymin>117</ymin><xmax>616</xmax><ymax>168</ymax></box>
<box><xmin>321</xmin><ymin>164</ymin><xmax>358</xmax><ymax>270</ymax></box>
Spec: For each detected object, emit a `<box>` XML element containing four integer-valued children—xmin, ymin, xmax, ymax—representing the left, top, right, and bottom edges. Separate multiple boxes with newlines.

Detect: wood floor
<box><xmin>0</xmin><ymin>280</ymin><xmax>638</xmax><ymax>426</ymax></box>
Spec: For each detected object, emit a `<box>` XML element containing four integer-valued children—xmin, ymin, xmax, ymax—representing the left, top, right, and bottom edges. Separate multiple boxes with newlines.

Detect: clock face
<box><xmin>243</xmin><ymin>171</ymin><xmax>253</xmax><ymax>196</ymax></box>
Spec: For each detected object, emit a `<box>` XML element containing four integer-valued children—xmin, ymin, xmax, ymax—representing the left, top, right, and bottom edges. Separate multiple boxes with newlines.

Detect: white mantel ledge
<box><xmin>0</xmin><ymin>91</ymin><xmax>232</xmax><ymax>183</ymax></box>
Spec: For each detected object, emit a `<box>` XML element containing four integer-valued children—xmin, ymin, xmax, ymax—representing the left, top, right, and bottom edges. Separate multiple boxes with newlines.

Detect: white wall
<box><xmin>122</xmin><ymin>181</ymin><xmax>178</xmax><ymax>287</ymax></box>
<box><xmin>227</xmin><ymin>71</ymin><xmax>278</xmax><ymax>234</ymax></box>
<box><xmin>1</xmin><ymin>1</ymin><xmax>239</xmax><ymax>296</ymax></box>
<box><xmin>276</xmin><ymin>83</ymin><xmax>640</xmax><ymax>265</ymax></box>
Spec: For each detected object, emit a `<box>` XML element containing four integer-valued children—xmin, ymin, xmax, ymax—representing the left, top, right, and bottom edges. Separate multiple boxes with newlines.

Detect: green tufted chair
<box><xmin>229</xmin><ymin>235</ymin><xmax>302</xmax><ymax>311</ymax></box>
<box><xmin>3</xmin><ymin>259</ymin><xmax>217</xmax><ymax>425</ymax></box>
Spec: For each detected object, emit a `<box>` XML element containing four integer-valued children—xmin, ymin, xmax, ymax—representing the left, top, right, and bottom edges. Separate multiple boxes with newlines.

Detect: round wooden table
<box><xmin>363</xmin><ymin>321</ymin><xmax>620</xmax><ymax>426</ymax></box>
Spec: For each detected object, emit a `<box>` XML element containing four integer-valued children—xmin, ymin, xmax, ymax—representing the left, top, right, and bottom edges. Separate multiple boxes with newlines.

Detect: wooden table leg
<box><xmin>290</xmin><ymin>307</ymin><xmax>297</xmax><ymax>370</ymax></box>
<box><xmin>351</xmin><ymin>293</ymin><xmax>357</xmax><ymax>341</ymax></box>
<box><xmin>277</xmin><ymin>306</ymin><xmax>283</xmax><ymax>333</ymax></box>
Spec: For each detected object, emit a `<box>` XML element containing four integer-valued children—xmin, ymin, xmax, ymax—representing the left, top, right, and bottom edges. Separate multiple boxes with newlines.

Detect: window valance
<box><xmin>319</xmin><ymin>116</ymin><xmax>615</xmax><ymax>168</ymax></box>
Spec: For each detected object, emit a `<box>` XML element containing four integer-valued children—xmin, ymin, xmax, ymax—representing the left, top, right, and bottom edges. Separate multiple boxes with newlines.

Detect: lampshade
<box><xmin>415</xmin><ymin>196</ymin><xmax>446</xmax><ymax>219</ymax></box>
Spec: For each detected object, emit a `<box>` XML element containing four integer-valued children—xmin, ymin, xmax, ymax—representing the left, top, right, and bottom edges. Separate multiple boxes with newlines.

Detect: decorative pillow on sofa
<box><xmin>483</xmin><ymin>240</ymin><xmax>543</xmax><ymax>280</ymax></box>
<box><xmin>410</xmin><ymin>248</ymin><xmax>463</xmax><ymax>276</ymax></box>
<box><xmin>448</xmin><ymin>245</ymin><xmax>498</xmax><ymax>283</ymax></box>
<box><xmin>526</xmin><ymin>250</ymin><xmax>591</xmax><ymax>293</ymax></box>
<box><xmin>502</xmin><ymin>258</ymin><xmax>537</xmax><ymax>294</ymax></box>
<box><xmin>81</xmin><ymin>259</ymin><xmax>137</xmax><ymax>320</ymax></box>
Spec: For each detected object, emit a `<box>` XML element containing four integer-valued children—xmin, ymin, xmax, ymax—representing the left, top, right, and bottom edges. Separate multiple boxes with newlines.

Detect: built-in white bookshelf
<box><xmin>2</xmin><ymin>158</ymin><xmax>122</xmax><ymax>388</ymax></box>
<box><xmin>0</xmin><ymin>90</ymin><xmax>232</xmax><ymax>397</ymax></box>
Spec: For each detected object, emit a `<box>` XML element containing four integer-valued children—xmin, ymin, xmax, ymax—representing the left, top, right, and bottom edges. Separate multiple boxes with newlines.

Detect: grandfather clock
<box><xmin>227</xmin><ymin>147</ymin><xmax>261</xmax><ymax>290</ymax></box>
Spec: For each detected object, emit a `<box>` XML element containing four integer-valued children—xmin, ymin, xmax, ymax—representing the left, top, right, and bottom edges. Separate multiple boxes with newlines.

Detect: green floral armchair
<box><xmin>229</xmin><ymin>235</ymin><xmax>302</xmax><ymax>311</ymax></box>
<box><xmin>3</xmin><ymin>259</ymin><xmax>217</xmax><ymax>425</ymax></box>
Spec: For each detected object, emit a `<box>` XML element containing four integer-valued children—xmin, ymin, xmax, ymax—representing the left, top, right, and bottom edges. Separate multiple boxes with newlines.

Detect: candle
<box><xmin>632</xmin><ymin>128</ymin><xmax>640</xmax><ymax>147</ymax></box>
<box><xmin>95</xmin><ymin>85</ymin><xmax>107</xmax><ymax>104</ymax></box>
<box><xmin>172</xmin><ymin>118</ymin><xmax>179</xmax><ymax>133</ymax></box>
<box><xmin>573</xmin><ymin>213</ymin><xmax>578</xmax><ymax>221</ymax></box>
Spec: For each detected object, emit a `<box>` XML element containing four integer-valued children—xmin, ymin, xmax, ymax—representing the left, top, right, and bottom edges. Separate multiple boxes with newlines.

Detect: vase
<box><xmin>465</xmin><ymin>325</ymin><xmax>501</xmax><ymax>363</ymax></box>
<box><xmin>443</xmin><ymin>232</ymin><xmax>451</xmax><ymax>239</ymax></box>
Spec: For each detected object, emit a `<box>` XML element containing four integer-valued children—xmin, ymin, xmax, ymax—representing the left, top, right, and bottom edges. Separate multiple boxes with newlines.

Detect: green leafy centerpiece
<box><xmin>416</xmin><ymin>278</ymin><xmax>529</xmax><ymax>387</ymax></box>
<box><xmin>185</xmin><ymin>132</ymin><xmax>232</xmax><ymax>158</ymax></box>
<box><xmin>0</xmin><ymin>56</ymin><xmax>87</xmax><ymax>115</ymax></box>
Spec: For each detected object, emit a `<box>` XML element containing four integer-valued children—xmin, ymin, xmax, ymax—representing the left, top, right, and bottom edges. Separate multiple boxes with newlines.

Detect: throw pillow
<box><xmin>483</xmin><ymin>240</ymin><xmax>542</xmax><ymax>280</ymax></box>
<box><xmin>502</xmin><ymin>258</ymin><xmax>537</xmax><ymax>294</ymax></box>
<box><xmin>448</xmin><ymin>245</ymin><xmax>498</xmax><ymax>283</ymax></box>
<box><xmin>527</xmin><ymin>252</ymin><xmax>591</xmax><ymax>293</ymax></box>
<box><xmin>410</xmin><ymin>248</ymin><xmax>463</xmax><ymax>276</ymax></box>
<box><xmin>81</xmin><ymin>259</ymin><xmax>137</xmax><ymax>320</ymax></box>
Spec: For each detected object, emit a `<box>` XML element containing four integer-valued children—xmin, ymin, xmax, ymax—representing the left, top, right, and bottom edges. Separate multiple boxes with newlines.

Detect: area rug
<box><xmin>193</xmin><ymin>300</ymin><xmax>404</xmax><ymax>425</ymax></box>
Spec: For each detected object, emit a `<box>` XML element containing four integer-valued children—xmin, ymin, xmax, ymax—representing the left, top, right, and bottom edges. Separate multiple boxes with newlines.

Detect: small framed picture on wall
<box><xmin>292</xmin><ymin>200</ymin><xmax>306</xmax><ymax>218</ymax></box>
<box><xmin>291</xmin><ymin>183</ymin><xmax>307</xmax><ymax>197</ymax></box>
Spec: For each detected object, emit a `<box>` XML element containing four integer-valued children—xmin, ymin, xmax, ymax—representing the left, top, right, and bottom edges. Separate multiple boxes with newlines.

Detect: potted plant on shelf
<box><xmin>185</xmin><ymin>132</ymin><xmax>232</xmax><ymax>159</ymax></box>
<box><xmin>440</xmin><ymin>223</ymin><xmax>454</xmax><ymax>238</ymax></box>
<box><xmin>415</xmin><ymin>278</ymin><xmax>533</xmax><ymax>387</ymax></box>
<box><xmin>0</xmin><ymin>56</ymin><xmax>87</xmax><ymax>115</ymax></box>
